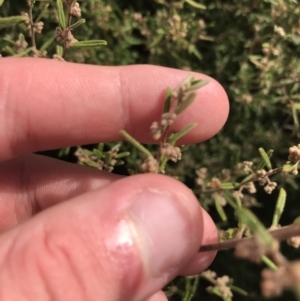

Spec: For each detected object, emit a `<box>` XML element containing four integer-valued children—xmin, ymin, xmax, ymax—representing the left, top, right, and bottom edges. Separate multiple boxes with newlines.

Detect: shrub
<box><xmin>2</xmin><ymin>1</ymin><xmax>300</xmax><ymax>300</ymax></box>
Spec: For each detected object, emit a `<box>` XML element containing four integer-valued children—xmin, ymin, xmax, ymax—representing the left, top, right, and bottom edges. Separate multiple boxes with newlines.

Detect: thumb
<box><xmin>0</xmin><ymin>174</ymin><xmax>208</xmax><ymax>301</ymax></box>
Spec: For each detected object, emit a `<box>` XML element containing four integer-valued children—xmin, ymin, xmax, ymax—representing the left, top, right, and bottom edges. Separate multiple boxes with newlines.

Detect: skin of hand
<box><xmin>0</xmin><ymin>58</ymin><xmax>229</xmax><ymax>301</ymax></box>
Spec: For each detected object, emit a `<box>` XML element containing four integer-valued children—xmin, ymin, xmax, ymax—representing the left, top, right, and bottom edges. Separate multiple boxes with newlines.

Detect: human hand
<box><xmin>0</xmin><ymin>58</ymin><xmax>229</xmax><ymax>301</ymax></box>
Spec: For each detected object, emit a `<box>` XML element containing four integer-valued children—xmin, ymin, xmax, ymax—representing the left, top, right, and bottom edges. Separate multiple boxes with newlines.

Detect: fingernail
<box><xmin>128</xmin><ymin>189</ymin><xmax>194</xmax><ymax>276</ymax></box>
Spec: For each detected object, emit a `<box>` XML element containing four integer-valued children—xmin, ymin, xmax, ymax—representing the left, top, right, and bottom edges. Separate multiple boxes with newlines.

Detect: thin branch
<box><xmin>28</xmin><ymin>1</ymin><xmax>36</xmax><ymax>50</ymax></box>
<box><xmin>251</xmin><ymin>79</ymin><xmax>300</xmax><ymax>91</ymax></box>
<box><xmin>62</xmin><ymin>1</ymin><xmax>73</xmax><ymax>58</ymax></box>
<box><xmin>202</xmin><ymin>166</ymin><xmax>283</xmax><ymax>194</ymax></box>
<box><xmin>199</xmin><ymin>224</ymin><xmax>300</xmax><ymax>252</ymax></box>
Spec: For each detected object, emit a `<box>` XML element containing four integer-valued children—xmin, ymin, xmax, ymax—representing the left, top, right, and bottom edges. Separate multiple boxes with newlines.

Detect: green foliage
<box><xmin>2</xmin><ymin>1</ymin><xmax>300</xmax><ymax>300</ymax></box>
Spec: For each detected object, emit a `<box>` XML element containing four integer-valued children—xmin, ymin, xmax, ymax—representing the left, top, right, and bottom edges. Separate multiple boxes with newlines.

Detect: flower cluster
<box><xmin>14</xmin><ymin>35</ymin><xmax>28</xmax><ymax>53</ymax></box>
<box><xmin>288</xmin><ymin>145</ymin><xmax>300</xmax><ymax>162</ymax></box>
<box><xmin>207</xmin><ymin>177</ymin><xmax>222</xmax><ymax>189</ymax></box>
<box><xmin>150</xmin><ymin>112</ymin><xmax>177</xmax><ymax>140</ymax></box>
<box><xmin>288</xmin><ymin>145</ymin><xmax>300</xmax><ymax>172</ymax></box>
<box><xmin>195</xmin><ymin>167</ymin><xmax>208</xmax><ymax>188</ymax></box>
<box><xmin>30</xmin><ymin>21</ymin><xmax>44</xmax><ymax>35</ymax></box>
<box><xmin>167</xmin><ymin>14</ymin><xmax>188</xmax><ymax>41</ymax></box>
<box><xmin>244</xmin><ymin>181</ymin><xmax>257</xmax><ymax>194</ymax></box>
<box><xmin>75</xmin><ymin>145</ymin><xmax>120</xmax><ymax>172</ymax></box>
<box><xmin>287</xmin><ymin>235</ymin><xmax>300</xmax><ymax>248</ymax></box>
<box><xmin>261</xmin><ymin>261</ymin><xmax>300</xmax><ymax>298</ymax></box>
<box><xmin>159</xmin><ymin>143</ymin><xmax>182</xmax><ymax>162</ymax></box>
<box><xmin>235</xmin><ymin>234</ymin><xmax>279</xmax><ymax>263</ymax></box>
<box><xmin>21</xmin><ymin>12</ymin><xmax>43</xmax><ymax>37</ymax></box>
<box><xmin>241</xmin><ymin>161</ymin><xmax>253</xmax><ymax>173</ymax></box>
<box><xmin>140</xmin><ymin>156</ymin><xmax>158</xmax><ymax>173</ymax></box>
<box><xmin>71</xmin><ymin>2</ymin><xmax>81</xmax><ymax>17</ymax></box>
<box><xmin>55</xmin><ymin>28</ymin><xmax>78</xmax><ymax>48</ymax></box>
<box><xmin>75</xmin><ymin>147</ymin><xmax>104</xmax><ymax>170</ymax></box>
<box><xmin>201</xmin><ymin>270</ymin><xmax>233</xmax><ymax>298</ymax></box>
<box><xmin>256</xmin><ymin>169</ymin><xmax>277</xmax><ymax>194</ymax></box>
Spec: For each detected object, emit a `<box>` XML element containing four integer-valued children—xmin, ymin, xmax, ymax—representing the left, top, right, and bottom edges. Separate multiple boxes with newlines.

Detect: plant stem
<box><xmin>202</xmin><ymin>166</ymin><xmax>283</xmax><ymax>194</ymax></box>
<box><xmin>199</xmin><ymin>224</ymin><xmax>300</xmax><ymax>252</ymax></box>
<box><xmin>62</xmin><ymin>1</ymin><xmax>73</xmax><ymax>58</ymax></box>
<box><xmin>28</xmin><ymin>1</ymin><xmax>36</xmax><ymax>50</ymax></box>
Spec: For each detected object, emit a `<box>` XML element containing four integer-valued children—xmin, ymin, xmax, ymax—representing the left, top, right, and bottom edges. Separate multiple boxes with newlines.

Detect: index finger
<box><xmin>0</xmin><ymin>58</ymin><xmax>229</xmax><ymax>160</ymax></box>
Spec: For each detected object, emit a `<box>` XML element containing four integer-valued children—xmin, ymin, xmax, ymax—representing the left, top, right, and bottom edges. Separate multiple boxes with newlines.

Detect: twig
<box><xmin>199</xmin><ymin>224</ymin><xmax>300</xmax><ymax>252</ymax></box>
<box><xmin>62</xmin><ymin>1</ymin><xmax>73</xmax><ymax>58</ymax></box>
<box><xmin>202</xmin><ymin>166</ymin><xmax>283</xmax><ymax>194</ymax></box>
<box><xmin>28</xmin><ymin>1</ymin><xmax>36</xmax><ymax>50</ymax></box>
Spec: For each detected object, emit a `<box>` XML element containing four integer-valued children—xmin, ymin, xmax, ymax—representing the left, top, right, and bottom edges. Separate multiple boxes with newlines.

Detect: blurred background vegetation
<box><xmin>2</xmin><ymin>0</ymin><xmax>300</xmax><ymax>300</ymax></box>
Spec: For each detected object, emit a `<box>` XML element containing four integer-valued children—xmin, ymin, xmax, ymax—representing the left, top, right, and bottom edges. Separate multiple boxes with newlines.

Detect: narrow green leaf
<box><xmin>230</xmin><ymin>285</ymin><xmax>248</xmax><ymax>296</ymax></box>
<box><xmin>3</xmin><ymin>37</ymin><xmax>16</xmax><ymax>45</ymax></box>
<box><xmin>182</xmin><ymin>276</ymin><xmax>199</xmax><ymax>301</ymax></box>
<box><xmin>104</xmin><ymin>151</ymin><xmax>112</xmax><ymax>165</ymax></box>
<box><xmin>56</xmin><ymin>45</ymin><xmax>63</xmax><ymax>56</ymax></box>
<box><xmin>188</xmin><ymin>44</ymin><xmax>202</xmax><ymax>60</ymax></box>
<box><xmin>70</xmin><ymin>40</ymin><xmax>107</xmax><ymax>48</ymax></box>
<box><xmin>115</xmin><ymin>160</ymin><xmax>125</xmax><ymax>166</ymax></box>
<box><xmin>256</xmin><ymin>149</ymin><xmax>273</xmax><ymax>171</ymax></box>
<box><xmin>292</xmin><ymin>106</ymin><xmax>300</xmax><ymax>130</ymax></box>
<box><xmin>18</xmin><ymin>33</ymin><xmax>26</xmax><ymax>44</ymax></box>
<box><xmin>120</xmin><ymin>130</ymin><xmax>152</xmax><ymax>157</ymax></box>
<box><xmin>68</xmin><ymin>19</ymin><xmax>86</xmax><ymax>31</ymax></box>
<box><xmin>0</xmin><ymin>15</ymin><xmax>28</xmax><ymax>29</ymax></box>
<box><xmin>82</xmin><ymin>148</ymin><xmax>93</xmax><ymax>156</ymax></box>
<box><xmin>214</xmin><ymin>195</ymin><xmax>227</xmax><ymax>222</ymax></box>
<box><xmin>13</xmin><ymin>47</ymin><xmax>33</xmax><ymax>57</ymax></box>
<box><xmin>258</xmin><ymin>147</ymin><xmax>272</xmax><ymax>169</ymax></box>
<box><xmin>92</xmin><ymin>148</ymin><xmax>103</xmax><ymax>159</ymax></box>
<box><xmin>272</xmin><ymin>188</ymin><xmax>287</xmax><ymax>226</ymax></box>
<box><xmin>184</xmin><ymin>0</ymin><xmax>206</xmax><ymax>10</ymax></box>
<box><xmin>283</xmin><ymin>163</ymin><xmax>298</xmax><ymax>173</ymax></box>
<box><xmin>240</xmin><ymin>174</ymin><xmax>254</xmax><ymax>185</ymax></box>
<box><xmin>163</xmin><ymin>87</ymin><xmax>172</xmax><ymax>113</ymax></box>
<box><xmin>124</xmin><ymin>35</ymin><xmax>145</xmax><ymax>45</ymax></box>
<box><xmin>179</xmin><ymin>75</ymin><xmax>194</xmax><ymax>89</ymax></box>
<box><xmin>2</xmin><ymin>45</ymin><xmax>15</xmax><ymax>55</ymax></box>
<box><xmin>188</xmin><ymin>79</ymin><xmax>208</xmax><ymax>91</ymax></box>
<box><xmin>111</xmin><ymin>143</ymin><xmax>121</xmax><ymax>153</ymax></box>
<box><xmin>168</xmin><ymin>123</ymin><xmax>197</xmax><ymax>144</ymax></box>
<box><xmin>175</xmin><ymin>92</ymin><xmax>196</xmax><ymax>115</ymax></box>
<box><xmin>40</xmin><ymin>36</ymin><xmax>55</xmax><ymax>51</ymax></box>
<box><xmin>58</xmin><ymin>147</ymin><xmax>70</xmax><ymax>157</ymax></box>
<box><xmin>236</xmin><ymin>208</ymin><xmax>273</xmax><ymax>246</ymax></box>
<box><xmin>233</xmin><ymin>192</ymin><xmax>242</xmax><ymax>209</ymax></box>
<box><xmin>261</xmin><ymin>256</ymin><xmax>278</xmax><ymax>271</ymax></box>
<box><xmin>85</xmin><ymin>160</ymin><xmax>98</xmax><ymax>168</ymax></box>
<box><xmin>223</xmin><ymin>191</ymin><xmax>237</xmax><ymax>209</ymax></box>
<box><xmin>149</xmin><ymin>33</ymin><xmax>165</xmax><ymax>48</ymax></box>
<box><xmin>56</xmin><ymin>0</ymin><xmax>66</xmax><ymax>29</ymax></box>
<box><xmin>116</xmin><ymin>151</ymin><xmax>130</xmax><ymax>159</ymax></box>
<box><xmin>220</xmin><ymin>182</ymin><xmax>237</xmax><ymax>190</ymax></box>
<box><xmin>0</xmin><ymin>0</ymin><xmax>4</xmax><ymax>6</ymax></box>
<box><xmin>97</xmin><ymin>143</ymin><xmax>104</xmax><ymax>155</ymax></box>
<box><xmin>36</xmin><ymin>3</ymin><xmax>50</xmax><ymax>22</ymax></box>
